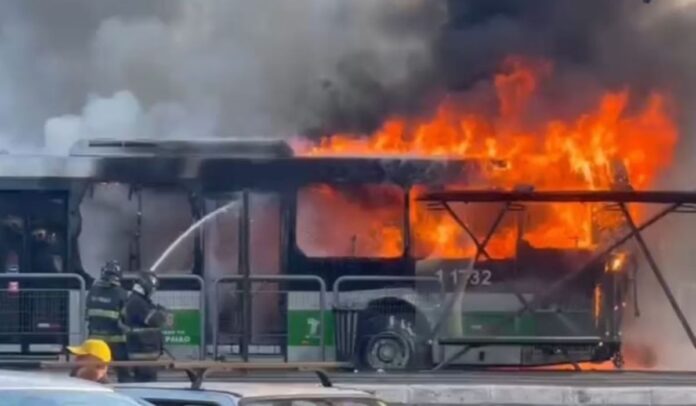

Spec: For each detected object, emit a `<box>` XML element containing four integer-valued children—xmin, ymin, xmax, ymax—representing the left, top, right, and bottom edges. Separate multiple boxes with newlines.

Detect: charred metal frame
<box><xmin>419</xmin><ymin>190</ymin><xmax>696</xmax><ymax>370</ymax></box>
<box><xmin>239</xmin><ymin>190</ymin><xmax>252</xmax><ymax>362</ymax></box>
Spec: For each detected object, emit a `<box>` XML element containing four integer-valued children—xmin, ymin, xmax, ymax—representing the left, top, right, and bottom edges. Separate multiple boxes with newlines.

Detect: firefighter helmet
<box><xmin>136</xmin><ymin>271</ymin><xmax>159</xmax><ymax>297</ymax></box>
<box><xmin>100</xmin><ymin>260</ymin><xmax>122</xmax><ymax>285</ymax></box>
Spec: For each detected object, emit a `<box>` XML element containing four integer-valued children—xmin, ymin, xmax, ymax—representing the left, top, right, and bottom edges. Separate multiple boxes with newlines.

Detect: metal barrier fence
<box><xmin>212</xmin><ymin>275</ymin><xmax>327</xmax><ymax>361</ymax></box>
<box><xmin>123</xmin><ymin>273</ymin><xmax>206</xmax><ymax>360</ymax></box>
<box><xmin>332</xmin><ymin>275</ymin><xmax>443</xmax><ymax>364</ymax></box>
<box><xmin>0</xmin><ymin>274</ymin><xmax>86</xmax><ymax>357</ymax></box>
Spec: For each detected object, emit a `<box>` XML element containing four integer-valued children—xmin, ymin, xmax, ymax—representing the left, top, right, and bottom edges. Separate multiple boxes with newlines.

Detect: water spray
<box><xmin>149</xmin><ymin>200</ymin><xmax>239</xmax><ymax>273</ymax></box>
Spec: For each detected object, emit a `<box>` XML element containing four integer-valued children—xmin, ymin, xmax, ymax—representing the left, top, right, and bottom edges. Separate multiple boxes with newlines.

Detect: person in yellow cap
<box><xmin>67</xmin><ymin>338</ymin><xmax>112</xmax><ymax>383</ymax></box>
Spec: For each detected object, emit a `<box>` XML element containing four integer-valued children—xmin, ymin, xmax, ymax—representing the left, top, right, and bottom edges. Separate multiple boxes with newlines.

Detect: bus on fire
<box><xmin>0</xmin><ymin>138</ymin><xmax>631</xmax><ymax>370</ymax></box>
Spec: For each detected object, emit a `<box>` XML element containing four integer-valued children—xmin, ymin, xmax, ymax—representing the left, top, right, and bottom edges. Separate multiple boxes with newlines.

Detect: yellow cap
<box><xmin>67</xmin><ymin>339</ymin><xmax>112</xmax><ymax>363</ymax></box>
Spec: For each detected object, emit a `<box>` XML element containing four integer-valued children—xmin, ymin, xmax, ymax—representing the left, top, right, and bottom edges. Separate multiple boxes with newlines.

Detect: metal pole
<box><xmin>197</xmin><ymin>276</ymin><xmax>206</xmax><ymax>360</ymax></box>
<box><xmin>212</xmin><ymin>279</ymin><xmax>220</xmax><ymax>360</ymax></box>
<box><xmin>240</xmin><ymin>191</ymin><xmax>251</xmax><ymax>362</ymax></box>
<box><xmin>618</xmin><ymin>204</ymin><xmax>696</xmax><ymax>349</ymax></box>
<box><xmin>317</xmin><ymin>278</ymin><xmax>327</xmax><ymax>362</ymax></box>
<box><xmin>403</xmin><ymin>187</ymin><xmax>411</xmax><ymax>257</ymax></box>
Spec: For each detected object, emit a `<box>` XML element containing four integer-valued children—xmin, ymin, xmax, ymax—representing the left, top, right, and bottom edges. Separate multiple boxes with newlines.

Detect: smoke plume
<box><xmin>0</xmin><ymin>0</ymin><xmax>446</xmax><ymax>150</ymax></box>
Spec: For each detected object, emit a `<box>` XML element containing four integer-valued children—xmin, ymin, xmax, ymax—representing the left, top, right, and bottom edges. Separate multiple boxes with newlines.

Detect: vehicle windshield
<box><xmin>2</xmin><ymin>389</ymin><xmax>149</xmax><ymax>406</ymax></box>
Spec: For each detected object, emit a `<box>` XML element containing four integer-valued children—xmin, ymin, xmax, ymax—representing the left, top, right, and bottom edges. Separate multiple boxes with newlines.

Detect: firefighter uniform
<box><xmin>85</xmin><ymin>261</ymin><xmax>129</xmax><ymax>382</ymax></box>
<box><xmin>123</xmin><ymin>271</ymin><xmax>167</xmax><ymax>382</ymax></box>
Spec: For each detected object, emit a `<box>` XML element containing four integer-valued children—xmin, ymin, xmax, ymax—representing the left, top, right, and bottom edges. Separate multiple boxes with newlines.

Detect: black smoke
<box><xmin>439</xmin><ymin>1</ymin><xmax>696</xmax><ymax>134</ymax></box>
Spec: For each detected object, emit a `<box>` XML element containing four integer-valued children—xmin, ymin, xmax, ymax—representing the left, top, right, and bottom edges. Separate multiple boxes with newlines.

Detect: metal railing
<box><xmin>212</xmin><ymin>275</ymin><xmax>327</xmax><ymax>361</ymax></box>
<box><xmin>0</xmin><ymin>273</ymin><xmax>86</xmax><ymax>357</ymax></box>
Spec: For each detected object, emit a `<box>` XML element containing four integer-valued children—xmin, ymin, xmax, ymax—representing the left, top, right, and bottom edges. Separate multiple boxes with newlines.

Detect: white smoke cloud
<box><xmin>9</xmin><ymin>0</ymin><xmax>444</xmax><ymax>153</ymax></box>
<box><xmin>45</xmin><ymin>91</ymin><xmax>142</xmax><ymax>154</ymax></box>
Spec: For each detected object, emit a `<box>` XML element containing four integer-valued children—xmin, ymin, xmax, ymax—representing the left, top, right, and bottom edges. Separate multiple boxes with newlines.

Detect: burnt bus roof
<box><xmin>0</xmin><ymin>138</ymin><xmax>482</xmax><ymax>190</ymax></box>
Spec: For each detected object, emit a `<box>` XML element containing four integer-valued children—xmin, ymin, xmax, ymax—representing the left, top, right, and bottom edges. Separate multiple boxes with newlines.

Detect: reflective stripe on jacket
<box><xmin>86</xmin><ymin>282</ymin><xmax>128</xmax><ymax>343</ymax></box>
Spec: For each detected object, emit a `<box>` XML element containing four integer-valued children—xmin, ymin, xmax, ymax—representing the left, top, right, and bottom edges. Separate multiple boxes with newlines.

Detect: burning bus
<box><xmin>0</xmin><ymin>57</ymin><xmax>679</xmax><ymax>369</ymax></box>
<box><xmin>0</xmin><ymin>137</ymin><xmax>636</xmax><ymax>370</ymax></box>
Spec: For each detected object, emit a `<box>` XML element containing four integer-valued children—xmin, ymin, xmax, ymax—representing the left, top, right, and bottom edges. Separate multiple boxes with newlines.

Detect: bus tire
<box><xmin>357</xmin><ymin>313</ymin><xmax>430</xmax><ymax>371</ymax></box>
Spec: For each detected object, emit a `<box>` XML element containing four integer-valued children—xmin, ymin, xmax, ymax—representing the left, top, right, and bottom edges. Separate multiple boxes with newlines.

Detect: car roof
<box><xmin>116</xmin><ymin>381</ymin><xmax>376</xmax><ymax>399</ymax></box>
<box><xmin>0</xmin><ymin>369</ymin><xmax>111</xmax><ymax>392</ymax></box>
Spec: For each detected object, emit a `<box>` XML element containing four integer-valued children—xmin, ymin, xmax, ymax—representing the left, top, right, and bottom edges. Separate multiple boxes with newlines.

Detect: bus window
<box><xmin>203</xmin><ymin>198</ymin><xmax>240</xmax><ymax>279</ymax></box>
<box><xmin>202</xmin><ymin>198</ymin><xmax>241</xmax><ymax>349</ymax></box>
<box><xmin>297</xmin><ymin>184</ymin><xmax>404</xmax><ymax>258</ymax></box>
<box><xmin>140</xmin><ymin>188</ymin><xmax>193</xmax><ymax>273</ymax></box>
<box><xmin>249</xmin><ymin>193</ymin><xmax>281</xmax><ymax>274</ymax></box>
<box><xmin>79</xmin><ymin>184</ymin><xmax>193</xmax><ymax>278</ymax></box>
<box><xmin>79</xmin><ymin>184</ymin><xmax>136</xmax><ymax>276</ymax></box>
<box><xmin>0</xmin><ymin>193</ymin><xmax>69</xmax><ymax>274</ymax></box>
<box><xmin>28</xmin><ymin>196</ymin><xmax>67</xmax><ymax>274</ymax></box>
<box><xmin>202</xmin><ymin>192</ymin><xmax>282</xmax><ymax>276</ymax></box>
<box><xmin>249</xmin><ymin>193</ymin><xmax>283</xmax><ymax>349</ymax></box>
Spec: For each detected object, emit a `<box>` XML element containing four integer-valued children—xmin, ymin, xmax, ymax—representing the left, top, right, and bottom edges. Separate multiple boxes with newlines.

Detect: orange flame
<box><xmin>296</xmin><ymin>56</ymin><xmax>678</xmax><ymax>258</ymax></box>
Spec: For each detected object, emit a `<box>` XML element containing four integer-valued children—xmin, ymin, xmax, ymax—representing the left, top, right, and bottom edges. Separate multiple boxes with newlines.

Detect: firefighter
<box><xmin>85</xmin><ymin>260</ymin><xmax>130</xmax><ymax>382</ymax></box>
<box><xmin>123</xmin><ymin>270</ymin><xmax>168</xmax><ymax>382</ymax></box>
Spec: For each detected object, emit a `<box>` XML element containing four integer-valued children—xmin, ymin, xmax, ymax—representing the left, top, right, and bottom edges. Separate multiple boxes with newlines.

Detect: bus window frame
<box><xmin>0</xmin><ymin>190</ymin><xmax>69</xmax><ymax>275</ymax></box>
<box><xmin>78</xmin><ymin>182</ymin><xmax>197</xmax><ymax>276</ymax></box>
<box><xmin>293</xmin><ymin>183</ymin><xmax>409</xmax><ymax>260</ymax></box>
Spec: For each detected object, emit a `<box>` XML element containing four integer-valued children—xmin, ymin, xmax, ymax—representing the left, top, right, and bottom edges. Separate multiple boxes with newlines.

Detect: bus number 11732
<box><xmin>435</xmin><ymin>269</ymin><xmax>493</xmax><ymax>288</ymax></box>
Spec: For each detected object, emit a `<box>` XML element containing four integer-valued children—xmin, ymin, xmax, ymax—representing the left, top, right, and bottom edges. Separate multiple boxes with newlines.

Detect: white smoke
<box><xmin>0</xmin><ymin>0</ymin><xmax>446</xmax><ymax>152</ymax></box>
<box><xmin>45</xmin><ymin>91</ymin><xmax>142</xmax><ymax>154</ymax></box>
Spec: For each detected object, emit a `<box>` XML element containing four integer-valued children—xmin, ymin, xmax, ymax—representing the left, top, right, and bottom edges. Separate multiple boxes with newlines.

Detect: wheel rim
<box><xmin>366</xmin><ymin>333</ymin><xmax>411</xmax><ymax>370</ymax></box>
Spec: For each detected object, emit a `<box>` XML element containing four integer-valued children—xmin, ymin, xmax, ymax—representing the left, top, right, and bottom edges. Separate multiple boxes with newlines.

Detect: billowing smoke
<box><xmin>0</xmin><ymin>0</ymin><xmax>446</xmax><ymax>151</ymax></box>
<box><xmin>440</xmin><ymin>1</ymin><xmax>696</xmax><ymax>162</ymax></box>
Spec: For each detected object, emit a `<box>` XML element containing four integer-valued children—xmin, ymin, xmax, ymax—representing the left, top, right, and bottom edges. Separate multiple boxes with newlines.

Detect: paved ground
<box><xmin>30</xmin><ymin>369</ymin><xmax>696</xmax><ymax>404</ymax></box>
<box><xmin>181</xmin><ymin>371</ymin><xmax>696</xmax><ymax>405</ymax></box>
<box><xmin>195</xmin><ymin>370</ymin><xmax>696</xmax><ymax>386</ymax></box>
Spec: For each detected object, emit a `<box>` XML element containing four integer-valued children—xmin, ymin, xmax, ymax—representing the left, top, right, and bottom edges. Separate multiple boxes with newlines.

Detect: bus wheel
<box><xmin>358</xmin><ymin>314</ymin><xmax>428</xmax><ymax>371</ymax></box>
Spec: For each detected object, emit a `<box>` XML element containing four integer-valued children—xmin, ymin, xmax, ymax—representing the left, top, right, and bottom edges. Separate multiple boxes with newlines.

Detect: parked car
<box><xmin>114</xmin><ymin>381</ymin><xmax>388</xmax><ymax>406</ymax></box>
<box><xmin>0</xmin><ymin>369</ymin><xmax>153</xmax><ymax>405</ymax></box>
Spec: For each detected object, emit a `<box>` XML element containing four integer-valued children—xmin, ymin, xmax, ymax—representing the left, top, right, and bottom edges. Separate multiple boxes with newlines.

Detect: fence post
<box><xmin>197</xmin><ymin>275</ymin><xmax>206</xmax><ymax>360</ymax></box>
<box><xmin>211</xmin><ymin>277</ymin><xmax>223</xmax><ymax>360</ymax></box>
<box><xmin>317</xmin><ymin>277</ymin><xmax>327</xmax><ymax>362</ymax></box>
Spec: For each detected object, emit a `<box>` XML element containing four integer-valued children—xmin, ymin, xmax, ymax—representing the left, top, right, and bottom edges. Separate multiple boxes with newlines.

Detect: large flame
<box><xmin>296</xmin><ymin>56</ymin><xmax>678</xmax><ymax>258</ymax></box>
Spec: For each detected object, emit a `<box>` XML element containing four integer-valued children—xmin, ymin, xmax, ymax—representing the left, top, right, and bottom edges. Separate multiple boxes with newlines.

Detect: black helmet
<box><xmin>100</xmin><ymin>260</ymin><xmax>122</xmax><ymax>285</ymax></box>
<box><xmin>136</xmin><ymin>271</ymin><xmax>159</xmax><ymax>297</ymax></box>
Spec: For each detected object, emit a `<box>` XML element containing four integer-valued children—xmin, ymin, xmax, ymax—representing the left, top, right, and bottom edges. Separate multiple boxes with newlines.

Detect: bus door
<box><xmin>0</xmin><ymin>191</ymin><xmax>71</xmax><ymax>357</ymax></box>
<box><xmin>204</xmin><ymin>190</ymin><xmax>283</xmax><ymax>360</ymax></box>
